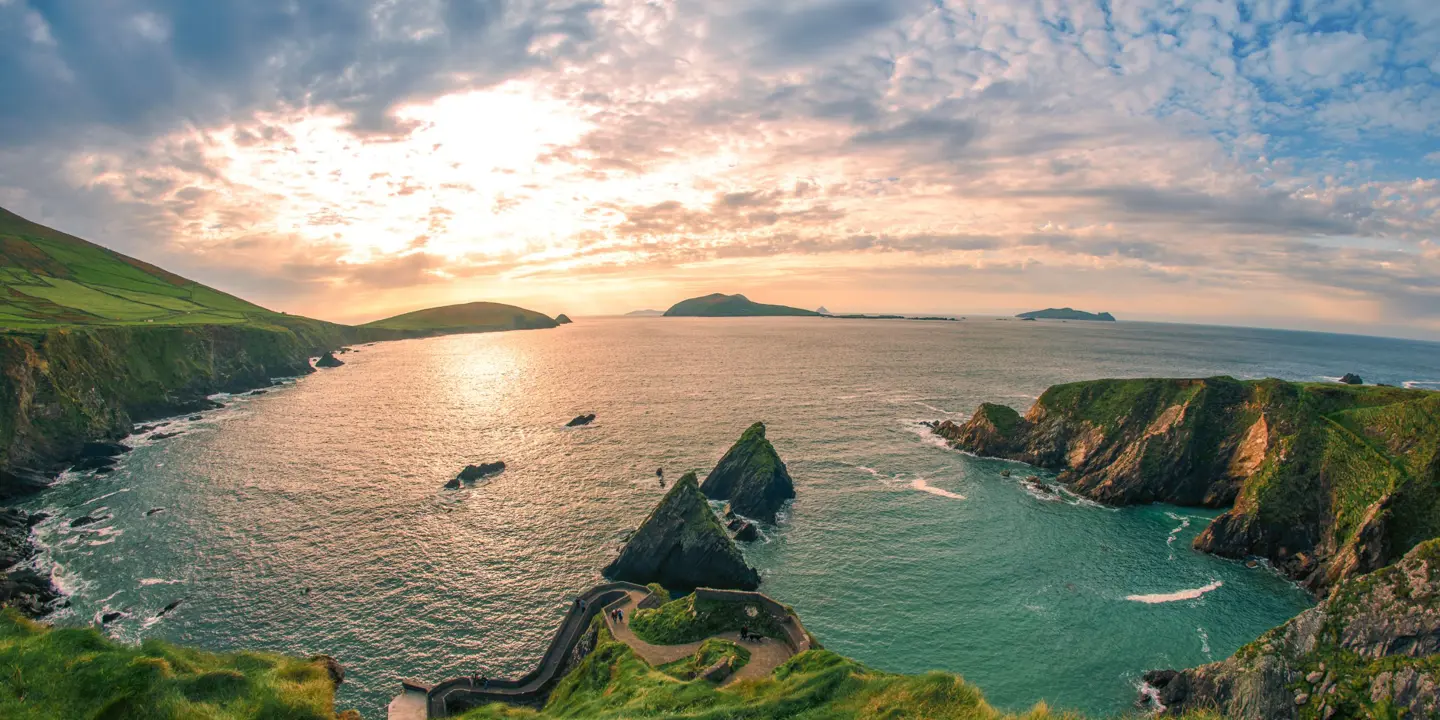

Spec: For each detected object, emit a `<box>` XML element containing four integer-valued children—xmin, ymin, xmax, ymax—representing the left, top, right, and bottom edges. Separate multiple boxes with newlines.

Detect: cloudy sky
<box><xmin>2</xmin><ymin>0</ymin><xmax>1438</xmax><ymax>337</ymax></box>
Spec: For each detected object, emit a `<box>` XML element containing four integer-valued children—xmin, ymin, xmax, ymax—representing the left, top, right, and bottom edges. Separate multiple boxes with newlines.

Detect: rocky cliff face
<box><xmin>604</xmin><ymin>472</ymin><xmax>760</xmax><ymax>591</ymax></box>
<box><xmin>700</xmin><ymin>422</ymin><xmax>796</xmax><ymax>523</ymax></box>
<box><xmin>936</xmin><ymin>378</ymin><xmax>1440</xmax><ymax>593</ymax></box>
<box><xmin>1142</xmin><ymin>539</ymin><xmax>1440</xmax><ymax>719</ymax></box>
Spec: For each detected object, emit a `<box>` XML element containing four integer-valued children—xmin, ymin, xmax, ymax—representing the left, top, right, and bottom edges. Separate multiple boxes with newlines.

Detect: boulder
<box><xmin>101</xmin><ymin>611</ymin><xmax>125</xmax><ymax>624</ymax></box>
<box><xmin>603</xmin><ymin>472</ymin><xmax>760</xmax><ymax>591</ymax></box>
<box><xmin>315</xmin><ymin>351</ymin><xmax>345</xmax><ymax>368</ymax></box>
<box><xmin>567</xmin><ymin>413</ymin><xmax>597</xmax><ymax>427</ymax></box>
<box><xmin>733</xmin><ymin>521</ymin><xmax>760</xmax><ymax>542</ymax></box>
<box><xmin>700</xmin><ymin>422</ymin><xmax>796</xmax><ymax>524</ymax></box>
<box><xmin>1339</xmin><ymin>373</ymin><xmax>1364</xmax><ymax>385</ymax></box>
<box><xmin>457</xmin><ymin>461</ymin><xmax>506</xmax><ymax>481</ymax></box>
<box><xmin>70</xmin><ymin>515</ymin><xmax>105</xmax><ymax>528</ymax></box>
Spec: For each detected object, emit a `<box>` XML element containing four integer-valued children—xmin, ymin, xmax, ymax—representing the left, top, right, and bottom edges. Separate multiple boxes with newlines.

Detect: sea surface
<box><xmin>22</xmin><ymin>318</ymin><xmax>1440</xmax><ymax>717</ymax></box>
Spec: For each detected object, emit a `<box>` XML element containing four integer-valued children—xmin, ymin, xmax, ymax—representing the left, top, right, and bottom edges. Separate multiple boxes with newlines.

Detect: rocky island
<box><xmin>362</xmin><ymin>301</ymin><xmax>559</xmax><ymax>336</ymax></box>
<box><xmin>700</xmin><ymin>422</ymin><xmax>796</xmax><ymax>523</ymax></box>
<box><xmin>1015</xmin><ymin>307</ymin><xmax>1116</xmax><ymax>321</ymax></box>
<box><xmin>603</xmin><ymin>472</ymin><xmax>760</xmax><ymax>591</ymax></box>
<box><xmin>663</xmin><ymin>293</ymin><xmax>818</xmax><ymax>317</ymax></box>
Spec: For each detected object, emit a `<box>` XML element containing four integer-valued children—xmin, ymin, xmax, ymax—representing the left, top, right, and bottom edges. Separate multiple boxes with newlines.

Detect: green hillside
<box><xmin>663</xmin><ymin>293</ymin><xmax>818</xmax><ymax>317</ymax></box>
<box><xmin>363</xmin><ymin>301</ymin><xmax>558</xmax><ymax>334</ymax></box>
<box><xmin>0</xmin><ymin>207</ymin><xmax>292</xmax><ymax>329</ymax></box>
<box><xmin>1015</xmin><ymin>308</ymin><xmax>1116</xmax><ymax>321</ymax></box>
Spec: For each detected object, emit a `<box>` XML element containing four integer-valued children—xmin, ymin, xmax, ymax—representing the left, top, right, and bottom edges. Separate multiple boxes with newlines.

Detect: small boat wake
<box><xmin>855</xmin><ymin>465</ymin><xmax>965</xmax><ymax>501</ymax></box>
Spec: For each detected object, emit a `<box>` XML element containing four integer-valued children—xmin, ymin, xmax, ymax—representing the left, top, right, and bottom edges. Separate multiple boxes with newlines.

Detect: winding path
<box><xmin>393</xmin><ymin>583</ymin><xmax>812</xmax><ymax>718</ymax></box>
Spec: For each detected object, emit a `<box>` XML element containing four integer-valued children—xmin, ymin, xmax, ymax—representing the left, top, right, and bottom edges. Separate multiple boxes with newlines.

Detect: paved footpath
<box><xmin>603</xmin><ymin>589</ymin><xmax>796</xmax><ymax>685</ymax></box>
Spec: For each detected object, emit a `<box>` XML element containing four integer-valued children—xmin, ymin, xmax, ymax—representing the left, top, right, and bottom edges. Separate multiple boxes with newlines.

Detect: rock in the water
<box><xmin>250</xmin><ymin>389</ymin><xmax>268</xmax><ymax>395</ymax></box>
<box><xmin>556</xmin><ymin>314</ymin><xmax>573</xmax><ymax>324</ymax></box>
<box><xmin>157</xmin><ymin>598</ymin><xmax>185</xmax><ymax>617</ymax></box>
<box><xmin>101</xmin><ymin>611</ymin><xmax>125</xmax><ymax>624</ymax></box>
<box><xmin>443</xmin><ymin>477</ymin><xmax>462</xmax><ymax>490</ymax></box>
<box><xmin>457</xmin><ymin>461</ymin><xmax>505</xmax><ymax>481</ymax></box>
<box><xmin>310</xmin><ymin>654</ymin><xmax>346</xmax><ymax>686</ymax></box>
<box><xmin>80</xmin><ymin>441</ymin><xmax>131</xmax><ymax>458</ymax></box>
<box><xmin>0</xmin><ymin>467</ymin><xmax>54</xmax><ymax>501</ymax></box>
<box><xmin>71</xmin><ymin>455</ymin><xmax>117</xmax><ymax>472</ymax></box>
<box><xmin>152</xmin><ymin>431</ymin><xmax>184</xmax><ymax>440</ymax></box>
<box><xmin>733</xmin><ymin>521</ymin><xmax>760</xmax><ymax>542</ymax></box>
<box><xmin>315</xmin><ymin>351</ymin><xmax>345</xmax><ymax>368</ymax></box>
<box><xmin>700</xmin><ymin>422</ymin><xmax>796</xmax><ymax>524</ymax></box>
<box><xmin>1140</xmin><ymin>539</ymin><xmax>1440</xmax><ymax>719</ymax></box>
<box><xmin>566</xmin><ymin>413</ymin><xmax>597</xmax><ymax>427</ymax></box>
<box><xmin>70</xmin><ymin>515</ymin><xmax>105</xmax><ymax>528</ymax></box>
<box><xmin>1339</xmin><ymin>373</ymin><xmax>1364</xmax><ymax>385</ymax></box>
<box><xmin>602</xmin><ymin>471</ymin><xmax>760</xmax><ymax>591</ymax></box>
<box><xmin>0</xmin><ymin>509</ymin><xmax>62</xmax><ymax>616</ymax></box>
<box><xmin>145</xmin><ymin>508</ymin><xmax>166</xmax><ymax>517</ymax></box>
<box><xmin>187</xmin><ymin>415</ymin><xmax>203</xmax><ymax>421</ymax></box>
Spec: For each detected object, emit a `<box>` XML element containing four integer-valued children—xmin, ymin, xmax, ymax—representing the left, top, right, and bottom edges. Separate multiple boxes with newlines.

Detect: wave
<box><xmin>1197</xmin><ymin>626</ymin><xmax>1211</xmax><ymax>656</ymax></box>
<box><xmin>1126</xmin><ymin>580</ymin><xmax>1223</xmax><ymax>604</ymax></box>
<box><xmin>1403</xmin><ymin>380</ymin><xmax>1440</xmax><ymax>389</ymax></box>
<box><xmin>910</xmin><ymin>479</ymin><xmax>965</xmax><ymax>500</ymax></box>
<box><xmin>139</xmin><ymin>578</ymin><xmax>185</xmax><ymax>586</ymax></box>
<box><xmin>912</xmin><ymin>400</ymin><xmax>957</xmax><ymax>416</ymax></box>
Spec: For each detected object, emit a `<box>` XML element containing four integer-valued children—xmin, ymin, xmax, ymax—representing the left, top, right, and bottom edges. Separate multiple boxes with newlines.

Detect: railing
<box><xmin>414</xmin><ymin>582</ymin><xmax>815</xmax><ymax>718</ymax></box>
<box><xmin>426</xmin><ymin>582</ymin><xmax>648</xmax><ymax>717</ymax></box>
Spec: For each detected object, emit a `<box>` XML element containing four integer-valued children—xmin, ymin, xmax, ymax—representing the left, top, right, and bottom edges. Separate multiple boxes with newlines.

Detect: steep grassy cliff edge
<box><xmin>935</xmin><ymin>377</ymin><xmax>1440</xmax><ymax>594</ymax></box>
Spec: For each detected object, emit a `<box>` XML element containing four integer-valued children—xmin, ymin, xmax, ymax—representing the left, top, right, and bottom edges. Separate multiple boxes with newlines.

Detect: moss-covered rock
<box><xmin>603</xmin><ymin>472</ymin><xmax>760</xmax><ymax>591</ymax></box>
<box><xmin>1143</xmin><ymin>539</ymin><xmax>1440</xmax><ymax>719</ymax></box>
<box><xmin>700</xmin><ymin>422</ymin><xmax>795</xmax><ymax>523</ymax></box>
<box><xmin>939</xmin><ymin>377</ymin><xmax>1440</xmax><ymax>592</ymax></box>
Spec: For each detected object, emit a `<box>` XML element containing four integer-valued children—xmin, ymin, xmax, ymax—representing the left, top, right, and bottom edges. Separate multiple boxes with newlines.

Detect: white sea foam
<box><xmin>1126</xmin><ymin>580</ymin><xmax>1223</xmax><ymax>604</ymax></box>
<box><xmin>910</xmin><ymin>479</ymin><xmax>965</xmax><ymax>500</ymax></box>
<box><xmin>139</xmin><ymin>578</ymin><xmax>184</xmax><ymax>586</ymax></box>
<box><xmin>913</xmin><ymin>400</ymin><xmax>956</xmax><ymax>416</ymax></box>
<box><xmin>1403</xmin><ymin>380</ymin><xmax>1440</xmax><ymax>389</ymax></box>
<box><xmin>1197</xmin><ymin>626</ymin><xmax>1211</xmax><ymax>656</ymax></box>
<box><xmin>1165</xmin><ymin>512</ymin><xmax>1191</xmax><ymax>547</ymax></box>
<box><xmin>1020</xmin><ymin>479</ymin><xmax>1063</xmax><ymax>502</ymax></box>
<box><xmin>84</xmin><ymin>488</ymin><xmax>130</xmax><ymax>506</ymax></box>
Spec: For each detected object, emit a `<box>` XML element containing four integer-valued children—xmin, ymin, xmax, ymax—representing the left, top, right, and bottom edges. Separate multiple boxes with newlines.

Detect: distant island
<box><xmin>1015</xmin><ymin>307</ymin><xmax>1116</xmax><ymax>322</ymax></box>
<box><xmin>363</xmin><ymin>301</ymin><xmax>558</xmax><ymax>334</ymax></box>
<box><xmin>624</xmin><ymin>309</ymin><xmax>664</xmax><ymax>317</ymax></box>
<box><xmin>663</xmin><ymin>293</ymin><xmax>818</xmax><ymax>317</ymax></box>
<box><xmin>822</xmin><ymin>314</ymin><xmax>960</xmax><ymax>322</ymax></box>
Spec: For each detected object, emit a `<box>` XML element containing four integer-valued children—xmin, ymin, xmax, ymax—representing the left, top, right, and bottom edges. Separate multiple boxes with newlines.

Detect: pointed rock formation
<box><xmin>556</xmin><ymin>314</ymin><xmax>573</xmax><ymax>324</ymax></box>
<box><xmin>603</xmin><ymin>472</ymin><xmax>760</xmax><ymax>591</ymax></box>
<box><xmin>700</xmin><ymin>422</ymin><xmax>795</xmax><ymax>523</ymax></box>
<box><xmin>315</xmin><ymin>351</ymin><xmax>345</xmax><ymax>368</ymax></box>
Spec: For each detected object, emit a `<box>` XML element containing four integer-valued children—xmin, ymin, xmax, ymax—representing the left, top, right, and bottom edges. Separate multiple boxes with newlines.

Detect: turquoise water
<box><xmin>21</xmin><ymin>318</ymin><xmax>1440</xmax><ymax>717</ymax></box>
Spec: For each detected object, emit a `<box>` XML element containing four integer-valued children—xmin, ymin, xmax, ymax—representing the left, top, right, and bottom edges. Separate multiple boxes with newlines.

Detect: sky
<box><xmin>1</xmin><ymin>0</ymin><xmax>1439</xmax><ymax>338</ymax></box>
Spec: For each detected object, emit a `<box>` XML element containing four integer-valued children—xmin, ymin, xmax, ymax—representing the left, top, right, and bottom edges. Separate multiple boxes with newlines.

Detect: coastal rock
<box><xmin>71</xmin><ymin>455</ymin><xmax>118</xmax><ymax>472</ymax></box>
<box><xmin>0</xmin><ymin>467</ymin><xmax>53</xmax><ymax>501</ymax></box>
<box><xmin>310</xmin><ymin>654</ymin><xmax>346</xmax><ymax>686</ymax></box>
<box><xmin>602</xmin><ymin>471</ymin><xmax>760</xmax><ymax>591</ymax></box>
<box><xmin>443</xmin><ymin>477</ymin><xmax>461</xmax><ymax>490</ymax></box>
<box><xmin>556</xmin><ymin>314</ymin><xmax>573</xmax><ymax>324</ymax></box>
<box><xmin>0</xmin><ymin>567</ymin><xmax>62</xmax><ymax>617</ymax></box>
<box><xmin>79</xmin><ymin>441</ymin><xmax>130</xmax><ymax>458</ymax></box>
<box><xmin>938</xmin><ymin>377</ymin><xmax>1440</xmax><ymax>591</ymax></box>
<box><xmin>157</xmin><ymin>598</ymin><xmax>185</xmax><ymax>618</ymax></box>
<box><xmin>1339</xmin><ymin>373</ymin><xmax>1364</xmax><ymax>385</ymax></box>
<box><xmin>151</xmin><ymin>431</ymin><xmax>184</xmax><ymax>440</ymax></box>
<box><xmin>699</xmin><ymin>422</ymin><xmax>796</xmax><ymax>524</ymax></box>
<box><xmin>145</xmin><ymin>508</ymin><xmax>166</xmax><ymax>517</ymax></box>
<box><xmin>70</xmin><ymin>515</ymin><xmax>106</xmax><ymax>528</ymax></box>
<box><xmin>733</xmin><ymin>521</ymin><xmax>760</xmax><ymax>542</ymax></box>
<box><xmin>1141</xmin><ymin>539</ymin><xmax>1440</xmax><ymax>719</ymax></box>
<box><xmin>315</xmin><ymin>351</ymin><xmax>345</xmax><ymax>368</ymax></box>
<box><xmin>567</xmin><ymin>413</ymin><xmax>596</xmax><ymax>427</ymax></box>
<box><xmin>457</xmin><ymin>461</ymin><xmax>505</xmax><ymax>481</ymax></box>
<box><xmin>101</xmin><ymin>611</ymin><xmax>125</xmax><ymax>624</ymax></box>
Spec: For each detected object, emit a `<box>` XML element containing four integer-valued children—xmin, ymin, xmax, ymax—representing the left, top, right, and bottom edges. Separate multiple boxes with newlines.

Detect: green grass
<box><xmin>457</xmin><ymin>621</ymin><xmax>1081</xmax><ymax>720</ymax></box>
<box><xmin>361</xmin><ymin>301</ymin><xmax>558</xmax><ymax>333</ymax></box>
<box><xmin>0</xmin><ymin>609</ymin><xmax>345</xmax><ymax>719</ymax></box>
<box><xmin>973</xmin><ymin>403</ymin><xmax>1023</xmax><ymax>436</ymax></box>
<box><xmin>656</xmin><ymin>638</ymin><xmax>752</xmax><ymax>680</ymax></box>
<box><xmin>663</xmin><ymin>293</ymin><xmax>818</xmax><ymax>317</ymax></box>
<box><xmin>629</xmin><ymin>594</ymin><xmax>787</xmax><ymax>645</ymax></box>
<box><xmin>0</xmin><ymin>207</ymin><xmax>290</xmax><ymax>330</ymax></box>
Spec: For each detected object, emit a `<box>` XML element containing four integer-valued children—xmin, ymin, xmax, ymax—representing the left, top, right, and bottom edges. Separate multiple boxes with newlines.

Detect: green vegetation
<box><xmin>362</xmin><ymin>301</ymin><xmax>558</xmax><ymax>334</ymax></box>
<box><xmin>1014</xmin><ymin>308</ymin><xmax>1115</xmax><ymax>322</ymax></box>
<box><xmin>0</xmin><ymin>609</ymin><xmax>347</xmax><ymax>719</ymax></box>
<box><xmin>657</xmin><ymin>638</ymin><xmax>751</xmax><ymax>681</ymax></box>
<box><xmin>457</xmin><ymin>621</ymin><xmax>1080</xmax><ymax>720</ymax></box>
<box><xmin>630</xmin><ymin>593</ymin><xmax>786</xmax><ymax>645</ymax></box>
<box><xmin>973</xmin><ymin>403</ymin><xmax>1023</xmax><ymax>437</ymax></box>
<box><xmin>0</xmin><ymin>207</ymin><xmax>297</xmax><ymax>330</ymax></box>
<box><xmin>663</xmin><ymin>293</ymin><xmax>818</xmax><ymax>317</ymax></box>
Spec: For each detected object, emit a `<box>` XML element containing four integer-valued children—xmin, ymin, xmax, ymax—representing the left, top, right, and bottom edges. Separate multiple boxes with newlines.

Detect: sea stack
<box><xmin>700</xmin><ymin>422</ymin><xmax>796</xmax><ymax>523</ymax></box>
<box><xmin>315</xmin><ymin>352</ymin><xmax>345</xmax><ymax>368</ymax></box>
<box><xmin>603</xmin><ymin>472</ymin><xmax>760</xmax><ymax>591</ymax></box>
<box><xmin>556</xmin><ymin>314</ymin><xmax>573</xmax><ymax>324</ymax></box>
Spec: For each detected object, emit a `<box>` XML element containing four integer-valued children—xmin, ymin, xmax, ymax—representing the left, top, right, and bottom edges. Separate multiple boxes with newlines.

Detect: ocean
<box><xmin>22</xmin><ymin>317</ymin><xmax>1440</xmax><ymax>716</ymax></box>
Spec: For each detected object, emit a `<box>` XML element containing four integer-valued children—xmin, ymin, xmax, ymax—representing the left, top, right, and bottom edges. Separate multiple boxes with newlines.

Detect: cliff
<box><xmin>603</xmin><ymin>472</ymin><xmax>760</xmax><ymax>591</ymax></box>
<box><xmin>700</xmin><ymin>422</ymin><xmax>796</xmax><ymax>523</ymax></box>
<box><xmin>936</xmin><ymin>377</ymin><xmax>1440</xmax><ymax>592</ymax></box>
<box><xmin>1142</xmin><ymin>538</ymin><xmax>1440</xmax><ymax>719</ymax></box>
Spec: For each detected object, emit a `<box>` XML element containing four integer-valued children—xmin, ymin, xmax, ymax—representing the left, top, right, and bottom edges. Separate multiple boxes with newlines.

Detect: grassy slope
<box><xmin>361</xmin><ymin>301</ymin><xmax>558</xmax><ymax>333</ymax></box>
<box><xmin>0</xmin><ymin>207</ymin><xmax>294</xmax><ymax>330</ymax></box>
<box><xmin>630</xmin><ymin>594</ymin><xmax>788</xmax><ymax>645</ymax></box>
<box><xmin>663</xmin><ymin>294</ymin><xmax>818</xmax><ymax>317</ymax></box>
<box><xmin>0</xmin><ymin>609</ymin><xmax>345</xmax><ymax>719</ymax></box>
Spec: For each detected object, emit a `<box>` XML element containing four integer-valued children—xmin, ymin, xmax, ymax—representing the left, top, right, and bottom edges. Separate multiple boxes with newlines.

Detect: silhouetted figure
<box><xmin>656</xmin><ymin>467</ymin><xmax>665</xmax><ymax>487</ymax></box>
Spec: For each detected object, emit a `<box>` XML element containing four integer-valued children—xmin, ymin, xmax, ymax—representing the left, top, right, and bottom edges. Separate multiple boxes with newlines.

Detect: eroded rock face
<box><xmin>603</xmin><ymin>472</ymin><xmax>760</xmax><ymax>591</ymax></box>
<box><xmin>0</xmin><ymin>508</ymin><xmax>61</xmax><ymax>617</ymax></box>
<box><xmin>700</xmin><ymin>422</ymin><xmax>795</xmax><ymax>524</ymax></box>
<box><xmin>1339</xmin><ymin>373</ymin><xmax>1364</xmax><ymax>385</ymax></box>
<box><xmin>936</xmin><ymin>377</ymin><xmax>1440</xmax><ymax>592</ymax></box>
<box><xmin>1141</xmin><ymin>539</ymin><xmax>1440</xmax><ymax>719</ymax></box>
